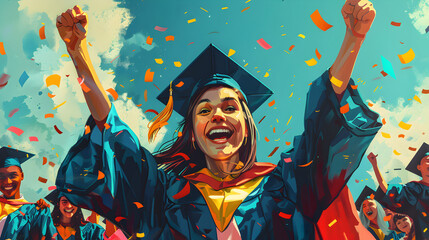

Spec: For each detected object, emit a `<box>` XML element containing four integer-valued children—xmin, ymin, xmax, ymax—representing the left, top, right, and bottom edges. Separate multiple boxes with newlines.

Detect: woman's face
<box><xmin>362</xmin><ymin>199</ymin><xmax>378</xmax><ymax>221</ymax></box>
<box><xmin>396</xmin><ymin>216</ymin><xmax>412</xmax><ymax>234</ymax></box>
<box><xmin>193</xmin><ymin>87</ymin><xmax>247</xmax><ymax>162</ymax></box>
<box><xmin>59</xmin><ymin>196</ymin><xmax>78</xmax><ymax>220</ymax></box>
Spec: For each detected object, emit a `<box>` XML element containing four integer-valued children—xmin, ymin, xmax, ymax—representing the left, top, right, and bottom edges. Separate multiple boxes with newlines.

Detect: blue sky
<box><xmin>1</xmin><ymin>0</ymin><xmax>429</xmax><ymax>204</ymax></box>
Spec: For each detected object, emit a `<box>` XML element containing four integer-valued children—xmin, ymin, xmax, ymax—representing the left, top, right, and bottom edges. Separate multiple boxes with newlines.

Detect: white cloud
<box><xmin>409</xmin><ymin>0</ymin><xmax>429</xmax><ymax>34</ymax></box>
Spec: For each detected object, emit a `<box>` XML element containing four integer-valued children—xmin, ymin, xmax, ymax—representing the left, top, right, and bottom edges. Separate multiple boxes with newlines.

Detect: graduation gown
<box><xmin>376</xmin><ymin>181</ymin><xmax>429</xmax><ymax>240</ymax></box>
<box><xmin>54</xmin><ymin>70</ymin><xmax>381</xmax><ymax>239</ymax></box>
<box><xmin>55</xmin><ymin>222</ymin><xmax>105</xmax><ymax>240</ymax></box>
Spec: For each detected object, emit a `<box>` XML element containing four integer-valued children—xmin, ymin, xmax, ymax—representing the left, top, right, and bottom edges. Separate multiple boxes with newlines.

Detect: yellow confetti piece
<box><xmin>136</xmin><ymin>232</ymin><xmax>145</xmax><ymax>238</ymax></box>
<box><xmin>244</xmin><ymin>63</ymin><xmax>248</xmax><ymax>67</ymax></box>
<box><xmin>174</xmin><ymin>61</ymin><xmax>182</xmax><ymax>67</ymax></box>
<box><xmin>281</xmin><ymin>34</ymin><xmax>287</xmax><ymax>36</ymax></box>
<box><xmin>374</xmin><ymin>86</ymin><xmax>379</xmax><ymax>92</ymax></box>
<box><xmin>328</xmin><ymin>219</ymin><xmax>337</xmax><ymax>227</ymax></box>
<box><xmin>245</xmin><ymin>0</ymin><xmax>251</xmax><ymax>2</ymax></box>
<box><xmin>200</xmin><ymin>7</ymin><xmax>208</xmax><ymax>12</ymax></box>
<box><xmin>298</xmin><ymin>34</ymin><xmax>305</xmax><ymax>39</ymax></box>
<box><xmin>274</xmin><ymin>138</ymin><xmax>281</xmax><ymax>141</ymax></box>
<box><xmin>393</xmin><ymin>150</ymin><xmax>401</xmax><ymax>155</ymax></box>
<box><xmin>46</xmin><ymin>74</ymin><xmax>61</xmax><ymax>87</ymax></box>
<box><xmin>287</xmin><ymin>116</ymin><xmax>292</xmax><ymax>125</ymax></box>
<box><xmin>130</xmin><ymin>79</ymin><xmax>135</xmax><ymax>82</ymax></box>
<box><xmin>305</xmin><ymin>58</ymin><xmax>317</xmax><ymax>66</ymax></box>
<box><xmin>120</xmin><ymin>84</ymin><xmax>125</xmax><ymax>88</ymax></box>
<box><xmin>60</xmin><ymin>54</ymin><xmax>69</xmax><ymax>58</ymax></box>
<box><xmin>283</xmin><ymin>50</ymin><xmax>290</xmax><ymax>54</ymax></box>
<box><xmin>330</xmin><ymin>76</ymin><xmax>343</xmax><ymax>88</ymax></box>
<box><xmin>56</xmin><ymin>153</ymin><xmax>59</xmax><ymax>158</ymax></box>
<box><xmin>398</xmin><ymin>121</ymin><xmax>412</xmax><ymax>130</ymax></box>
<box><xmin>424</xmin><ymin>228</ymin><xmax>427</xmax><ymax>233</ymax></box>
<box><xmin>398</xmin><ymin>48</ymin><xmax>415</xmax><ymax>64</ymax></box>
<box><xmin>228</xmin><ymin>49</ymin><xmax>236</xmax><ymax>57</ymax></box>
<box><xmin>221</xmin><ymin>7</ymin><xmax>228</xmax><ymax>10</ymax></box>
<box><xmin>155</xmin><ymin>58</ymin><xmax>163</xmax><ymax>64</ymax></box>
<box><xmin>414</xmin><ymin>95</ymin><xmax>422</xmax><ymax>103</ymax></box>
<box><xmin>52</xmin><ymin>101</ymin><xmax>66</xmax><ymax>110</ymax></box>
<box><xmin>188</xmin><ymin>19</ymin><xmax>196</xmax><ymax>24</ymax></box>
<box><xmin>289</xmin><ymin>92</ymin><xmax>293</xmax><ymax>98</ymax></box>
<box><xmin>264</xmin><ymin>72</ymin><xmax>269</xmax><ymax>77</ymax></box>
<box><xmin>107</xmin><ymin>71</ymin><xmax>114</xmax><ymax>74</ymax></box>
<box><xmin>381</xmin><ymin>132</ymin><xmax>391</xmax><ymax>138</ymax></box>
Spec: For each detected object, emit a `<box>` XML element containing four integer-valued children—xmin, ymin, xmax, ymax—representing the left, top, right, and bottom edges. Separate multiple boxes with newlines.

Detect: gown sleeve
<box><xmin>54</xmin><ymin>105</ymin><xmax>172</xmax><ymax>238</ymax></box>
<box><xmin>81</xmin><ymin>223</ymin><xmax>106</xmax><ymax>240</ymax></box>
<box><xmin>280</xmin><ymin>70</ymin><xmax>382</xmax><ymax>222</ymax></box>
<box><xmin>375</xmin><ymin>182</ymin><xmax>421</xmax><ymax>213</ymax></box>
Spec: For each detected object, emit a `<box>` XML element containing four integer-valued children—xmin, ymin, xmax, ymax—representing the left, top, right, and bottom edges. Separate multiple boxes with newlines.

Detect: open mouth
<box><xmin>64</xmin><ymin>208</ymin><xmax>74</xmax><ymax>213</ymax></box>
<box><xmin>206</xmin><ymin>127</ymin><xmax>233</xmax><ymax>143</ymax></box>
<box><xmin>366</xmin><ymin>211</ymin><xmax>373</xmax><ymax>216</ymax></box>
<box><xmin>1</xmin><ymin>184</ymin><xmax>15</xmax><ymax>191</ymax></box>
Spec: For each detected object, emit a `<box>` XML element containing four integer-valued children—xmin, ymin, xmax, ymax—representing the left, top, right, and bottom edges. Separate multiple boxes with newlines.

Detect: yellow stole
<box><xmin>0</xmin><ymin>197</ymin><xmax>28</xmax><ymax>220</ymax></box>
<box><xmin>56</xmin><ymin>225</ymin><xmax>76</xmax><ymax>240</ymax></box>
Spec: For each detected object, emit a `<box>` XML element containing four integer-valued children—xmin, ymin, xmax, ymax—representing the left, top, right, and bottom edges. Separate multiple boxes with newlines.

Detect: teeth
<box><xmin>209</xmin><ymin>129</ymin><xmax>231</xmax><ymax>135</ymax></box>
<box><xmin>64</xmin><ymin>209</ymin><xmax>73</xmax><ymax>213</ymax></box>
<box><xmin>3</xmin><ymin>187</ymin><xmax>12</xmax><ymax>190</ymax></box>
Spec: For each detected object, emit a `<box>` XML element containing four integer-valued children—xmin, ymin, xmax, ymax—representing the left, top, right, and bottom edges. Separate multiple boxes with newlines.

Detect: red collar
<box><xmin>183</xmin><ymin>162</ymin><xmax>276</xmax><ymax>190</ymax></box>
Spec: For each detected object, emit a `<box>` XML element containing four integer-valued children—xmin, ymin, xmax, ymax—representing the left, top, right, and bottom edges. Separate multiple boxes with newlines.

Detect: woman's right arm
<box><xmin>57</xmin><ymin>6</ymin><xmax>111</xmax><ymax>123</ymax></box>
<box><xmin>367</xmin><ymin>152</ymin><xmax>388</xmax><ymax>193</ymax></box>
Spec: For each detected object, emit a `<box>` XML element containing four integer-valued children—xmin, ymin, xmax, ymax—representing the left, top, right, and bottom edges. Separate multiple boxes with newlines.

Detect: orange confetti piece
<box><xmin>81</xmin><ymin>82</ymin><xmax>91</xmax><ymax>93</ymax></box>
<box><xmin>340</xmin><ymin>103</ymin><xmax>349</xmax><ymax>114</ymax></box>
<box><xmin>351</xmin><ymin>85</ymin><xmax>358</xmax><ymax>90</ymax></box>
<box><xmin>422</xmin><ymin>89</ymin><xmax>429</xmax><ymax>94</ymax></box>
<box><xmin>268</xmin><ymin>147</ymin><xmax>279</xmax><ymax>158</ymax></box>
<box><xmin>48</xmin><ymin>161</ymin><xmax>55</xmax><ymax>167</ymax></box>
<box><xmin>315</xmin><ymin>49</ymin><xmax>321</xmax><ymax>60</ymax></box>
<box><xmin>43</xmin><ymin>157</ymin><xmax>47</xmax><ymax>165</ymax></box>
<box><xmin>115</xmin><ymin>216</ymin><xmax>126</xmax><ymax>222</ymax></box>
<box><xmin>85</xmin><ymin>125</ymin><xmax>91</xmax><ymax>135</ymax></box>
<box><xmin>382</xmin><ymin>118</ymin><xmax>386</xmax><ymax>125</ymax></box>
<box><xmin>133</xmin><ymin>202</ymin><xmax>143</xmax><ymax>209</ymax></box>
<box><xmin>310</xmin><ymin>9</ymin><xmax>333</xmax><ymax>31</ymax></box>
<box><xmin>398</xmin><ymin>121</ymin><xmax>412</xmax><ymax>130</ymax></box>
<box><xmin>241</xmin><ymin>6</ymin><xmax>250</xmax><ymax>12</ymax></box>
<box><xmin>47</xmin><ymin>92</ymin><xmax>56</xmax><ymax>98</ymax></box>
<box><xmin>381</xmin><ymin>71</ymin><xmax>388</xmax><ymax>77</ymax></box>
<box><xmin>145</xmin><ymin>109</ymin><xmax>159</xmax><ymax>115</ymax></box>
<box><xmin>165</xmin><ymin>35</ymin><xmax>175</xmax><ymax>41</ymax></box>
<box><xmin>422</xmin><ymin>212</ymin><xmax>427</xmax><ymax>217</ymax></box>
<box><xmin>136</xmin><ymin>104</ymin><xmax>142</xmax><ymax>107</ymax></box>
<box><xmin>145</xmin><ymin>69</ymin><xmax>154</xmax><ymax>82</ymax></box>
<box><xmin>273</xmin><ymin>127</ymin><xmax>276</xmax><ymax>133</ymax></box>
<box><xmin>178</xmin><ymin>131</ymin><xmax>182</xmax><ymax>137</ymax></box>
<box><xmin>398</xmin><ymin>134</ymin><xmax>405</xmax><ymax>138</ymax></box>
<box><xmin>265</xmin><ymin>137</ymin><xmax>270</xmax><ymax>142</ymax></box>
<box><xmin>104</xmin><ymin>123</ymin><xmax>110</xmax><ymax>130</ymax></box>
<box><xmin>106</xmin><ymin>88</ymin><xmax>118</xmax><ymax>100</ymax></box>
<box><xmin>372</xmin><ymin>64</ymin><xmax>378</xmax><ymax>68</ymax></box>
<box><xmin>298</xmin><ymin>160</ymin><xmax>313</xmax><ymax>167</ymax></box>
<box><xmin>398</xmin><ymin>48</ymin><xmax>415</xmax><ymax>64</ymax></box>
<box><xmin>268</xmin><ymin>100</ymin><xmax>275</xmax><ymax>107</ymax></box>
<box><xmin>370</xmin><ymin>193</ymin><xmax>375</xmax><ymax>199</ymax></box>
<box><xmin>67</xmin><ymin>189</ymin><xmax>72</xmax><ymax>192</ymax></box>
<box><xmin>97</xmin><ymin>171</ymin><xmax>105</xmax><ymax>180</ymax></box>
<box><xmin>285</xmin><ymin>142</ymin><xmax>291</xmax><ymax>146</ymax></box>
<box><xmin>175</xmin><ymin>81</ymin><xmax>184</xmax><ymax>87</ymax></box>
<box><xmin>38</xmin><ymin>177</ymin><xmax>47</xmax><ymax>183</ymax></box>
<box><xmin>289</xmin><ymin>45</ymin><xmax>295</xmax><ymax>51</ymax></box>
<box><xmin>391</xmin><ymin>21</ymin><xmax>401</xmax><ymax>27</ymax></box>
<box><xmin>45</xmin><ymin>113</ymin><xmax>54</xmax><ymax>118</ymax></box>
<box><xmin>146</xmin><ymin>36</ymin><xmax>153</xmax><ymax>45</ymax></box>
<box><xmin>368</xmin><ymin>102</ymin><xmax>374</xmax><ymax>107</ymax></box>
<box><xmin>409</xmin><ymin>147</ymin><xmax>417</xmax><ymax>151</ymax></box>
<box><xmin>279</xmin><ymin>212</ymin><xmax>292</xmax><ymax>219</ymax></box>
<box><xmin>46</xmin><ymin>74</ymin><xmax>61</xmax><ymax>87</ymax></box>
<box><xmin>144</xmin><ymin>89</ymin><xmax>148</xmax><ymax>102</ymax></box>
<box><xmin>39</xmin><ymin>26</ymin><xmax>46</xmax><ymax>40</ymax></box>
<box><xmin>383</xmin><ymin>215</ymin><xmax>392</xmax><ymax>221</ymax></box>
<box><xmin>0</xmin><ymin>42</ymin><xmax>5</xmax><ymax>55</ymax></box>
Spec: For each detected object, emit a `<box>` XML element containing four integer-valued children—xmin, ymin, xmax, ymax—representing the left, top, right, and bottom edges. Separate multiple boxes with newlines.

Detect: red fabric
<box><xmin>183</xmin><ymin>162</ymin><xmax>276</xmax><ymax>190</ymax></box>
<box><xmin>0</xmin><ymin>197</ymin><xmax>34</xmax><ymax>206</ymax></box>
<box><xmin>315</xmin><ymin>186</ymin><xmax>376</xmax><ymax>240</ymax></box>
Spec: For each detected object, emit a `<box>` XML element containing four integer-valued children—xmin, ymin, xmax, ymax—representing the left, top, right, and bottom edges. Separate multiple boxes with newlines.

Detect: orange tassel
<box><xmin>148</xmin><ymin>82</ymin><xmax>173</xmax><ymax>142</ymax></box>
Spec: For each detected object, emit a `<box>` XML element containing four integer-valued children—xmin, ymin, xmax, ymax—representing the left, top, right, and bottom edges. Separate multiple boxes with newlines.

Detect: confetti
<box><xmin>368</xmin><ymin>102</ymin><xmax>374</xmax><ymax>107</ymax></box>
<box><xmin>228</xmin><ymin>49</ymin><xmax>235</xmax><ymax>57</ymax></box>
<box><xmin>106</xmin><ymin>88</ymin><xmax>118</xmax><ymax>101</ymax></box>
<box><xmin>145</xmin><ymin>69</ymin><xmax>154</xmax><ymax>82</ymax></box>
<box><xmin>398</xmin><ymin>134</ymin><xmax>405</xmax><ymax>138</ymax></box>
<box><xmin>284</xmin><ymin>158</ymin><xmax>292</xmax><ymax>163</ymax></box>
<box><xmin>175</xmin><ymin>81</ymin><xmax>184</xmax><ymax>87</ymax></box>
<box><xmin>104</xmin><ymin>123</ymin><xmax>110</xmax><ymax>130</ymax></box>
<box><xmin>423</xmin><ymin>89</ymin><xmax>429</xmax><ymax>94</ymax></box>
<box><xmin>393</xmin><ymin>150</ymin><xmax>401</xmax><ymax>155</ymax></box>
<box><xmin>279</xmin><ymin>212</ymin><xmax>292</xmax><ymax>219</ymax></box>
<box><xmin>81</xmin><ymin>83</ymin><xmax>91</xmax><ymax>93</ymax></box>
<box><xmin>289</xmin><ymin>45</ymin><xmax>295</xmax><ymax>51</ymax></box>
<box><xmin>7</xmin><ymin>126</ymin><xmax>24</xmax><ymax>136</ymax></box>
<box><xmin>372</xmin><ymin>64</ymin><xmax>378</xmax><ymax>68</ymax></box>
<box><xmin>380</xmin><ymin>71</ymin><xmax>388</xmax><ymax>77</ymax></box>
<box><xmin>382</xmin><ymin>118</ymin><xmax>386</xmax><ymax>125</ymax></box>
<box><xmin>310</xmin><ymin>9</ymin><xmax>333</xmax><ymax>31</ymax></box>
<box><xmin>398</xmin><ymin>48</ymin><xmax>415</xmax><ymax>64</ymax></box>
<box><xmin>298</xmin><ymin>34</ymin><xmax>305</xmax><ymax>39</ymax></box>
<box><xmin>340</xmin><ymin>103</ymin><xmax>349</xmax><ymax>114</ymax></box>
<box><xmin>38</xmin><ymin>177</ymin><xmax>47</xmax><ymax>183</ymax></box>
<box><xmin>47</xmin><ymin>92</ymin><xmax>55</xmax><ymax>98</ymax></box>
<box><xmin>285</xmin><ymin>142</ymin><xmax>291</xmax><ymax>145</ymax></box>
<box><xmin>174</xmin><ymin>61</ymin><xmax>182</xmax><ymax>67</ymax></box>
<box><xmin>48</xmin><ymin>162</ymin><xmax>55</xmax><ymax>167</ymax></box>
<box><xmin>200</xmin><ymin>7</ymin><xmax>208</xmax><ymax>12</ymax></box>
<box><xmin>145</xmin><ymin>109</ymin><xmax>159</xmax><ymax>115</ymax></box>
<box><xmin>401</xmin><ymin>66</ymin><xmax>413</xmax><ymax>70</ymax></box>
<box><xmin>351</xmin><ymin>85</ymin><xmax>358</xmax><ymax>90</ymax></box>
<box><xmin>97</xmin><ymin>171</ymin><xmax>105</xmax><ymax>180</ymax></box>
<box><xmin>52</xmin><ymin>101</ymin><xmax>66</xmax><ymax>110</ymax></box>
<box><xmin>409</xmin><ymin>147</ymin><xmax>417</xmax><ymax>151</ymax></box>
<box><xmin>29</xmin><ymin>136</ymin><xmax>39</xmax><ymax>142</ymax></box>
<box><xmin>298</xmin><ymin>160</ymin><xmax>313</xmax><ymax>167</ymax></box>
<box><xmin>43</xmin><ymin>157</ymin><xmax>47</xmax><ymax>165</ymax></box>
<box><xmin>136</xmin><ymin>233</ymin><xmax>145</xmax><ymax>238</ymax></box>
<box><xmin>46</xmin><ymin>74</ymin><xmax>61</xmax><ymax>87</ymax></box>
<box><xmin>39</xmin><ymin>26</ymin><xmax>46</xmax><ymax>40</ymax></box>
<box><xmin>172</xmin><ymin>152</ymin><xmax>190</xmax><ymax>161</ymax></box>
<box><xmin>391</xmin><ymin>21</ymin><xmax>401</xmax><ymax>27</ymax></box>
<box><xmin>398</xmin><ymin>121</ymin><xmax>411</xmax><ymax>130</ymax></box>
<box><xmin>414</xmin><ymin>95</ymin><xmax>422</xmax><ymax>103</ymax></box>
<box><xmin>155</xmin><ymin>58</ymin><xmax>163</xmax><ymax>64</ymax></box>
<box><xmin>146</xmin><ymin>36</ymin><xmax>153</xmax><ymax>45</ymax></box>
<box><xmin>305</xmin><ymin>58</ymin><xmax>317</xmax><ymax>66</ymax></box>
<box><xmin>264</xmin><ymin>72</ymin><xmax>269</xmax><ymax>77</ymax></box>
<box><xmin>48</xmin><ymin>186</ymin><xmax>57</xmax><ymax>191</ymax></box>
<box><xmin>268</xmin><ymin>100</ymin><xmax>275</xmax><ymax>107</ymax></box>
<box><xmin>188</xmin><ymin>19</ymin><xmax>196</xmax><ymax>24</ymax></box>
<box><xmin>154</xmin><ymin>26</ymin><xmax>167</xmax><ymax>31</ymax></box>
<box><xmin>0</xmin><ymin>42</ymin><xmax>5</xmax><ymax>55</ymax></box>
<box><xmin>8</xmin><ymin>108</ymin><xmax>19</xmax><ymax>117</ymax></box>
<box><xmin>110</xmin><ymin>55</ymin><xmax>120</xmax><ymax>63</ymax></box>
<box><xmin>256</xmin><ymin>38</ymin><xmax>272</xmax><ymax>50</ymax></box>
<box><xmin>328</xmin><ymin>219</ymin><xmax>337</xmax><ymax>227</ymax></box>
<box><xmin>381</xmin><ymin>132</ymin><xmax>391</xmax><ymax>138</ymax></box>
<box><xmin>268</xmin><ymin>147</ymin><xmax>279</xmax><ymax>158</ymax></box>
<box><xmin>355</xmin><ymin>179</ymin><xmax>359</xmax><ymax>183</ymax></box>
<box><xmin>329</xmin><ymin>76</ymin><xmax>343</xmax><ymax>88</ymax></box>
<box><xmin>258</xmin><ymin>116</ymin><xmax>266</xmax><ymax>124</ymax></box>
<box><xmin>222</xmin><ymin>7</ymin><xmax>228</xmax><ymax>10</ymax></box>
<box><xmin>241</xmin><ymin>6</ymin><xmax>250</xmax><ymax>12</ymax></box>
<box><xmin>115</xmin><ymin>216</ymin><xmax>126</xmax><ymax>222</ymax></box>
<box><xmin>286</xmin><ymin>116</ymin><xmax>292</xmax><ymax>125</ymax></box>
<box><xmin>54</xmin><ymin>125</ymin><xmax>63</xmax><ymax>134</ymax></box>
<box><xmin>165</xmin><ymin>35</ymin><xmax>175</xmax><ymax>41</ymax></box>
<box><xmin>84</xmin><ymin>125</ymin><xmax>91</xmax><ymax>135</ymax></box>
<box><xmin>19</xmin><ymin>71</ymin><xmax>29</xmax><ymax>87</ymax></box>
<box><xmin>61</xmin><ymin>54</ymin><xmax>69</xmax><ymax>58</ymax></box>
<box><xmin>265</xmin><ymin>137</ymin><xmax>270</xmax><ymax>142</ymax></box>
<box><xmin>0</xmin><ymin>74</ymin><xmax>10</xmax><ymax>89</ymax></box>
<box><xmin>381</xmin><ymin>56</ymin><xmax>396</xmax><ymax>79</ymax></box>
<box><xmin>315</xmin><ymin>49</ymin><xmax>321</xmax><ymax>60</ymax></box>
<box><xmin>173</xmin><ymin>182</ymin><xmax>190</xmax><ymax>199</ymax></box>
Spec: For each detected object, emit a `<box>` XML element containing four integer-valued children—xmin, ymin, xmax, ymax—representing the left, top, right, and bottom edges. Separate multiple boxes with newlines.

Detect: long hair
<box><xmin>51</xmin><ymin>203</ymin><xmax>88</xmax><ymax>240</ymax></box>
<box><xmin>359</xmin><ymin>200</ymin><xmax>391</xmax><ymax>236</ymax></box>
<box><xmin>393</xmin><ymin>214</ymin><xmax>415</xmax><ymax>240</ymax></box>
<box><xmin>154</xmin><ymin>85</ymin><xmax>257</xmax><ymax>176</ymax></box>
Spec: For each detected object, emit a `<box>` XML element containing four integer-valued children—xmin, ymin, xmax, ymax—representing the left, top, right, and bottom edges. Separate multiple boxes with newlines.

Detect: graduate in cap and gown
<box><xmin>45</xmin><ymin>190</ymin><xmax>106</xmax><ymax>240</ymax></box>
<box><xmin>53</xmin><ymin>1</ymin><xmax>380</xmax><ymax>239</ymax></box>
<box><xmin>370</xmin><ymin>144</ymin><xmax>429</xmax><ymax>240</ymax></box>
<box><xmin>0</xmin><ymin>147</ymin><xmax>57</xmax><ymax>240</ymax></box>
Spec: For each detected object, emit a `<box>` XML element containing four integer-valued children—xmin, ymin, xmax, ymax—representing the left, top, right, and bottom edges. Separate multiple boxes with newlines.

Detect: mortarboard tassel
<box><xmin>148</xmin><ymin>82</ymin><xmax>173</xmax><ymax>143</ymax></box>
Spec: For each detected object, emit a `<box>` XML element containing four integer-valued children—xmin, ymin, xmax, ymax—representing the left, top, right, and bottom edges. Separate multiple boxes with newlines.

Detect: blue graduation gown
<box><xmin>0</xmin><ymin>204</ymin><xmax>57</xmax><ymax>240</ymax></box>
<box><xmin>56</xmin><ymin>222</ymin><xmax>105</xmax><ymax>240</ymax></box>
<box><xmin>366</xmin><ymin>226</ymin><xmax>403</xmax><ymax>240</ymax></box>
<box><xmin>376</xmin><ymin>181</ymin><xmax>429</xmax><ymax>240</ymax></box>
<box><xmin>54</xmin><ymin>70</ymin><xmax>381</xmax><ymax>239</ymax></box>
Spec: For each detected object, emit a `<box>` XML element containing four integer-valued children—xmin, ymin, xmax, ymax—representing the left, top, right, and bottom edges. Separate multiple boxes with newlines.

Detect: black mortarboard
<box><xmin>157</xmin><ymin>44</ymin><xmax>273</xmax><ymax>117</ymax></box>
<box><xmin>355</xmin><ymin>186</ymin><xmax>376</xmax><ymax>210</ymax></box>
<box><xmin>406</xmin><ymin>142</ymin><xmax>429</xmax><ymax>177</ymax></box>
<box><xmin>45</xmin><ymin>189</ymin><xmax>65</xmax><ymax>206</ymax></box>
<box><xmin>0</xmin><ymin>147</ymin><xmax>34</xmax><ymax>169</ymax></box>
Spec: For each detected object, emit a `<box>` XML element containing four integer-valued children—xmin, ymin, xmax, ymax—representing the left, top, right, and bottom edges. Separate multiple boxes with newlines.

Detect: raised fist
<box><xmin>56</xmin><ymin>5</ymin><xmax>88</xmax><ymax>51</ymax></box>
<box><xmin>36</xmin><ymin>199</ymin><xmax>50</xmax><ymax>210</ymax></box>
<box><xmin>367</xmin><ymin>152</ymin><xmax>378</xmax><ymax>165</ymax></box>
<box><xmin>342</xmin><ymin>0</ymin><xmax>376</xmax><ymax>38</ymax></box>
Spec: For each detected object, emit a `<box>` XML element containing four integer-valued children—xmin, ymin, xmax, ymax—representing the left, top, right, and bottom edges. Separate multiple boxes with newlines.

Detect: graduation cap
<box><xmin>406</xmin><ymin>142</ymin><xmax>429</xmax><ymax>177</ymax></box>
<box><xmin>157</xmin><ymin>44</ymin><xmax>273</xmax><ymax>117</ymax></box>
<box><xmin>0</xmin><ymin>147</ymin><xmax>34</xmax><ymax>169</ymax></box>
<box><xmin>45</xmin><ymin>189</ymin><xmax>64</xmax><ymax>206</ymax></box>
<box><xmin>355</xmin><ymin>186</ymin><xmax>376</xmax><ymax>210</ymax></box>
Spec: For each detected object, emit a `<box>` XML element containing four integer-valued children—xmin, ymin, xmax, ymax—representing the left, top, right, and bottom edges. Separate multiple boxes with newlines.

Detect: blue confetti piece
<box><xmin>381</xmin><ymin>56</ymin><xmax>396</xmax><ymax>79</ymax></box>
<box><xmin>19</xmin><ymin>71</ymin><xmax>29</xmax><ymax>87</ymax></box>
<box><xmin>36</xmin><ymin>188</ymin><xmax>43</xmax><ymax>194</ymax></box>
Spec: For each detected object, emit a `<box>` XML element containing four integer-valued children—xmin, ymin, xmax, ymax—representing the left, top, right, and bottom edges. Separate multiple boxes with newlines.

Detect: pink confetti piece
<box><xmin>154</xmin><ymin>26</ymin><xmax>168</xmax><ymax>32</ymax></box>
<box><xmin>7</xmin><ymin>126</ymin><xmax>24</xmax><ymax>136</ymax></box>
<box><xmin>284</xmin><ymin>158</ymin><xmax>292</xmax><ymax>163</ymax></box>
<box><xmin>0</xmin><ymin>73</ymin><xmax>10</xmax><ymax>89</ymax></box>
<box><xmin>257</xmin><ymin>38</ymin><xmax>272</xmax><ymax>50</ymax></box>
<box><xmin>355</xmin><ymin>179</ymin><xmax>359</xmax><ymax>183</ymax></box>
<box><xmin>29</xmin><ymin>136</ymin><xmax>39</xmax><ymax>142</ymax></box>
<box><xmin>48</xmin><ymin>186</ymin><xmax>57</xmax><ymax>191</ymax></box>
<box><xmin>8</xmin><ymin>108</ymin><xmax>19</xmax><ymax>117</ymax></box>
<box><xmin>110</xmin><ymin>55</ymin><xmax>120</xmax><ymax>63</ymax></box>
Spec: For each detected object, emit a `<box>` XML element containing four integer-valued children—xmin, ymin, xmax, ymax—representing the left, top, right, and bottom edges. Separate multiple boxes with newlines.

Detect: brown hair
<box><xmin>393</xmin><ymin>214</ymin><xmax>415</xmax><ymax>240</ymax></box>
<box><xmin>154</xmin><ymin>85</ymin><xmax>257</xmax><ymax>176</ymax></box>
<box><xmin>51</xmin><ymin>199</ymin><xmax>88</xmax><ymax>240</ymax></box>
